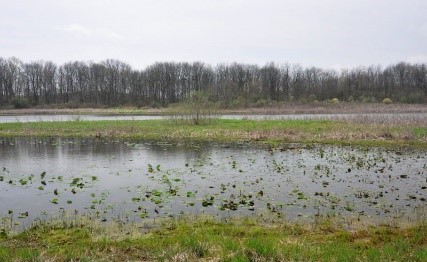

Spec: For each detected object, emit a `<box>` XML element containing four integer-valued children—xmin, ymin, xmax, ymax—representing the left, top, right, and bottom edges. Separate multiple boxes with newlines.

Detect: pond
<box><xmin>1</xmin><ymin>138</ymin><xmax>426</xmax><ymax>230</ymax></box>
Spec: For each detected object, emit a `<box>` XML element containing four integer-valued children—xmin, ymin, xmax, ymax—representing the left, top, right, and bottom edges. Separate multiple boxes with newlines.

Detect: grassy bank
<box><xmin>1</xmin><ymin>217</ymin><xmax>426</xmax><ymax>261</ymax></box>
<box><xmin>0</xmin><ymin>119</ymin><xmax>426</xmax><ymax>148</ymax></box>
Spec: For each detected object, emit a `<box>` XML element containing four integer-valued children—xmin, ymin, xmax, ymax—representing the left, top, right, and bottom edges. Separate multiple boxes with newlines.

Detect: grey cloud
<box><xmin>0</xmin><ymin>0</ymin><xmax>425</xmax><ymax>68</ymax></box>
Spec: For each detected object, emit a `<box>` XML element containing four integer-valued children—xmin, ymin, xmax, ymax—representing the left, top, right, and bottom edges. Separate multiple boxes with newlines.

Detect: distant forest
<box><xmin>0</xmin><ymin>57</ymin><xmax>426</xmax><ymax>108</ymax></box>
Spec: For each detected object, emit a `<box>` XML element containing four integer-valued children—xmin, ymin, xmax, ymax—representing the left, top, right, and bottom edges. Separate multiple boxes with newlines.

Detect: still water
<box><xmin>0</xmin><ymin>138</ymin><xmax>426</xmax><ymax>229</ymax></box>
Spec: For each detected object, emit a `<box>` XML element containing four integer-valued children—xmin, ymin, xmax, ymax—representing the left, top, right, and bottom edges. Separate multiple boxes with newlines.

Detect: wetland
<box><xmin>1</xmin><ymin>138</ymin><xmax>426</xmax><ymax>231</ymax></box>
<box><xmin>0</xmin><ymin>116</ymin><xmax>427</xmax><ymax>261</ymax></box>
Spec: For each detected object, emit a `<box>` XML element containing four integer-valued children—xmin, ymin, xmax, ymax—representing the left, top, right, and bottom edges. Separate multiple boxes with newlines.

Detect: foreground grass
<box><xmin>1</xmin><ymin>218</ymin><xmax>426</xmax><ymax>261</ymax></box>
<box><xmin>0</xmin><ymin>119</ymin><xmax>426</xmax><ymax>148</ymax></box>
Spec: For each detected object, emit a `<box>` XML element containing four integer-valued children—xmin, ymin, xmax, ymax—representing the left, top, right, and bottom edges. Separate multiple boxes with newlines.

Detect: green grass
<box><xmin>0</xmin><ymin>119</ymin><xmax>426</xmax><ymax>148</ymax></box>
<box><xmin>414</xmin><ymin>127</ymin><xmax>427</xmax><ymax>138</ymax></box>
<box><xmin>1</xmin><ymin>218</ymin><xmax>426</xmax><ymax>261</ymax></box>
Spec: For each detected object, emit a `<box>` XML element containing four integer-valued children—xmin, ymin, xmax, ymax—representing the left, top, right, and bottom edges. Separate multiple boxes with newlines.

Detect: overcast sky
<box><xmin>1</xmin><ymin>0</ymin><xmax>426</xmax><ymax>69</ymax></box>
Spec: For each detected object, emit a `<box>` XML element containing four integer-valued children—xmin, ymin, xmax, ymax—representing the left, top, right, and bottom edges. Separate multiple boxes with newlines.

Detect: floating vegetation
<box><xmin>202</xmin><ymin>196</ymin><xmax>215</xmax><ymax>207</ymax></box>
<box><xmin>0</xmin><ymin>138</ymin><xmax>426</xmax><ymax>232</ymax></box>
<box><xmin>139</xmin><ymin>210</ymin><xmax>148</xmax><ymax>218</ymax></box>
<box><xmin>17</xmin><ymin>212</ymin><xmax>28</xmax><ymax>219</ymax></box>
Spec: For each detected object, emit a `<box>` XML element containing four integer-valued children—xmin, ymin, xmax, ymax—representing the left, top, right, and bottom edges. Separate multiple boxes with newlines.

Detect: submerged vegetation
<box><xmin>0</xmin><ymin>118</ymin><xmax>426</xmax><ymax>148</ymax></box>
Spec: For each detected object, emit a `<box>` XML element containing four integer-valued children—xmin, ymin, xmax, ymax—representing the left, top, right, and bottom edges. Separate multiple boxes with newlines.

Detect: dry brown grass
<box><xmin>221</xmin><ymin>102</ymin><xmax>427</xmax><ymax>115</ymax></box>
<box><xmin>1</xmin><ymin>102</ymin><xmax>426</xmax><ymax>116</ymax></box>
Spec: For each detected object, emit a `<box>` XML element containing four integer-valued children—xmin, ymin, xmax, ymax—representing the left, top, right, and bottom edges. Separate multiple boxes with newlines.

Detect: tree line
<box><xmin>0</xmin><ymin>57</ymin><xmax>426</xmax><ymax>108</ymax></box>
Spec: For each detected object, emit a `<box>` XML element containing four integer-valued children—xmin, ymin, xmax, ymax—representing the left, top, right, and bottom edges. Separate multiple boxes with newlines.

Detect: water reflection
<box><xmin>0</xmin><ymin>138</ymin><xmax>426</xmax><ymax>230</ymax></box>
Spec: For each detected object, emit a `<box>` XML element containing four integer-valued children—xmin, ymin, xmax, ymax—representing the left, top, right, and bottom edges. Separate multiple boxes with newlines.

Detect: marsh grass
<box><xmin>0</xmin><ymin>118</ymin><xmax>426</xmax><ymax>148</ymax></box>
<box><xmin>1</xmin><ymin>216</ymin><xmax>426</xmax><ymax>261</ymax></box>
<box><xmin>332</xmin><ymin>113</ymin><xmax>427</xmax><ymax>126</ymax></box>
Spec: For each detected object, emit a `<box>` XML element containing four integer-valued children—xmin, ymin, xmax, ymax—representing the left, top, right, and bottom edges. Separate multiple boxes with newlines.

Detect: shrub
<box><xmin>11</xmin><ymin>97</ymin><xmax>31</xmax><ymax>109</ymax></box>
<box><xmin>169</xmin><ymin>91</ymin><xmax>218</xmax><ymax>125</ymax></box>
<box><xmin>63</xmin><ymin>101</ymin><xmax>80</xmax><ymax>109</ymax></box>
<box><xmin>359</xmin><ymin>96</ymin><xmax>377</xmax><ymax>103</ymax></box>
<box><xmin>382</xmin><ymin>98</ymin><xmax>392</xmax><ymax>104</ymax></box>
<box><xmin>150</xmin><ymin>101</ymin><xmax>162</xmax><ymax>109</ymax></box>
<box><xmin>254</xmin><ymin>98</ymin><xmax>268</xmax><ymax>108</ymax></box>
<box><xmin>400</xmin><ymin>93</ymin><xmax>423</xmax><ymax>104</ymax></box>
<box><xmin>331</xmin><ymin>98</ymin><xmax>339</xmax><ymax>104</ymax></box>
<box><xmin>298</xmin><ymin>97</ymin><xmax>309</xmax><ymax>103</ymax></box>
<box><xmin>308</xmin><ymin>94</ymin><xmax>317</xmax><ymax>102</ymax></box>
<box><xmin>347</xmin><ymin>96</ymin><xmax>354</xmax><ymax>103</ymax></box>
<box><xmin>231</xmin><ymin>96</ymin><xmax>249</xmax><ymax>108</ymax></box>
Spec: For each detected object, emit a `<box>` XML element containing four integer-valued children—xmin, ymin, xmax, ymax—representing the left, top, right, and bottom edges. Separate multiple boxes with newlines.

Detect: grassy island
<box><xmin>0</xmin><ymin>118</ymin><xmax>426</xmax><ymax>148</ymax></box>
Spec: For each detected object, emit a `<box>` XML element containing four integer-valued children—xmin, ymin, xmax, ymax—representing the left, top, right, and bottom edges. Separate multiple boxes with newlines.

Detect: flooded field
<box><xmin>1</xmin><ymin>138</ymin><xmax>426</xmax><ymax>230</ymax></box>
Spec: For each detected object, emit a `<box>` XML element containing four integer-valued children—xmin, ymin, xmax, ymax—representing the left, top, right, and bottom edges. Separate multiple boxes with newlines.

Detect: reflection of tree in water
<box><xmin>146</xmin><ymin>142</ymin><xmax>215</xmax><ymax>167</ymax></box>
<box><xmin>0</xmin><ymin>138</ymin><xmax>216</xmax><ymax>166</ymax></box>
<box><xmin>0</xmin><ymin>138</ymin><xmax>22</xmax><ymax>159</ymax></box>
<box><xmin>57</xmin><ymin>138</ymin><xmax>131</xmax><ymax>157</ymax></box>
